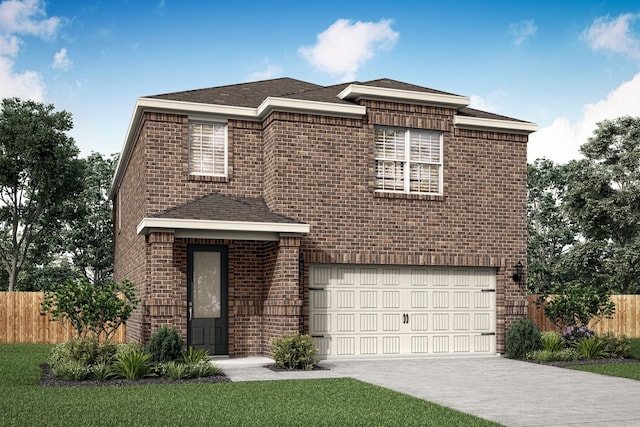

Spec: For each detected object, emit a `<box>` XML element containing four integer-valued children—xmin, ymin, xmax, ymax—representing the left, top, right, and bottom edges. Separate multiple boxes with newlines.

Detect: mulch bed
<box><xmin>264</xmin><ymin>364</ymin><xmax>329</xmax><ymax>372</ymax></box>
<box><xmin>39</xmin><ymin>364</ymin><xmax>231</xmax><ymax>387</ymax></box>
<box><xmin>529</xmin><ymin>358</ymin><xmax>639</xmax><ymax>368</ymax></box>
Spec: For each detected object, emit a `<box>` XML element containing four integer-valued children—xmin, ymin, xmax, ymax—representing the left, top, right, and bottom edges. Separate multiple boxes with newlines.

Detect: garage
<box><xmin>309</xmin><ymin>264</ymin><xmax>497</xmax><ymax>359</ymax></box>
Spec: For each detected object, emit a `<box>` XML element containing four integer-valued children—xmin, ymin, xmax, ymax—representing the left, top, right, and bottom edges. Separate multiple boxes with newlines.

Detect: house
<box><xmin>109</xmin><ymin>77</ymin><xmax>536</xmax><ymax>359</ymax></box>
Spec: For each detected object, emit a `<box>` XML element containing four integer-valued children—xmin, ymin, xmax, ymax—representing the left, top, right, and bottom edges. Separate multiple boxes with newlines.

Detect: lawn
<box><xmin>0</xmin><ymin>344</ymin><xmax>500</xmax><ymax>427</ymax></box>
<box><xmin>568</xmin><ymin>338</ymin><xmax>640</xmax><ymax>381</ymax></box>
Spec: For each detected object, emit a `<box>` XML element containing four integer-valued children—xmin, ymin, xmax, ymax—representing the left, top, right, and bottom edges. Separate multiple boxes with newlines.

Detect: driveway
<box><xmin>216</xmin><ymin>356</ymin><xmax>640</xmax><ymax>427</ymax></box>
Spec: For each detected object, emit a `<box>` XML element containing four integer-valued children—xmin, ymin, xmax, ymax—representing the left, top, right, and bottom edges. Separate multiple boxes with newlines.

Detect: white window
<box><xmin>374</xmin><ymin>127</ymin><xmax>442</xmax><ymax>195</ymax></box>
<box><xmin>189</xmin><ymin>122</ymin><xmax>228</xmax><ymax>176</ymax></box>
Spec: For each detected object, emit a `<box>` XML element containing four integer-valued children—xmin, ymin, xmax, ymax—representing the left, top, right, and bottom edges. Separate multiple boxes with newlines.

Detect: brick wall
<box><xmin>114</xmin><ymin>97</ymin><xmax>528</xmax><ymax>355</ymax></box>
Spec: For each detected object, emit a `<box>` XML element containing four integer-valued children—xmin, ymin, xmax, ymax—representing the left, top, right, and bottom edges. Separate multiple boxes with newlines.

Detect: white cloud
<box><xmin>249</xmin><ymin>63</ymin><xmax>283</xmax><ymax>81</ymax></box>
<box><xmin>299</xmin><ymin>18</ymin><xmax>399</xmax><ymax>82</ymax></box>
<box><xmin>0</xmin><ymin>0</ymin><xmax>62</xmax><ymax>37</ymax></box>
<box><xmin>52</xmin><ymin>47</ymin><xmax>70</xmax><ymax>71</ymax></box>
<box><xmin>509</xmin><ymin>19</ymin><xmax>537</xmax><ymax>46</ymax></box>
<box><xmin>0</xmin><ymin>0</ymin><xmax>65</xmax><ymax>101</ymax></box>
<box><xmin>469</xmin><ymin>94</ymin><xmax>496</xmax><ymax>112</ymax></box>
<box><xmin>0</xmin><ymin>55</ymin><xmax>44</xmax><ymax>100</ymax></box>
<box><xmin>581</xmin><ymin>13</ymin><xmax>640</xmax><ymax>59</ymax></box>
<box><xmin>528</xmin><ymin>72</ymin><xmax>640</xmax><ymax>164</ymax></box>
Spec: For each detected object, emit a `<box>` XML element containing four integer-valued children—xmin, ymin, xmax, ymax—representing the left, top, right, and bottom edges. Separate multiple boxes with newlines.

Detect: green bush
<box><xmin>505</xmin><ymin>318</ymin><xmax>542</xmax><ymax>359</ymax></box>
<box><xmin>115</xmin><ymin>342</ymin><xmax>144</xmax><ymax>359</ymax></box>
<box><xmin>187</xmin><ymin>360</ymin><xmax>219</xmax><ymax>378</ymax></box>
<box><xmin>166</xmin><ymin>361</ymin><xmax>190</xmax><ymax>380</ymax></box>
<box><xmin>109</xmin><ymin>350</ymin><xmax>155</xmax><ymax>380</ymax></box>
<box><xmin>531</xmin><ymin>348</ymin><xmax>577</xmax><ymax>363</ymax></box>
<box><xmin>574</xmin><ymin>336</ymin><xmax>607</xmax><ymax>360</ymax></box>
<box><xmin>270</xmin><ymin>333</ymin><xmax>318</xmax><ymax>370</ymax></box>
<box><xmin>540</xmin><ymin>331</ymin><xmax>562</xmax><ymax>352</ymax></box>
<box><xmin>145</xmin><ymin>326</ymin><xmax>184</xmax><ymax>363</ymax></box>
<box><xmin>48</xmin><ymin>338</ymin><xmax>117</xmax><ymax>368</ymax></box>
<box><xmin>600</xmin><ymin>332</ymin><xmax>631</xmax><ymax>359</ymax></box>
<box><xmin>182</xmin><ymin>347</ymin><xmax>209</xmax><ymax>364</ymax></box>
<box><xmin>51</xmin><ymin>360</ymin><xmax>91</xmax><ymax>381</ymax></box>
<box><xmin>89</xmin><ymin>363</ymin><xmax>111</xmax><ymax>381</ymax></box>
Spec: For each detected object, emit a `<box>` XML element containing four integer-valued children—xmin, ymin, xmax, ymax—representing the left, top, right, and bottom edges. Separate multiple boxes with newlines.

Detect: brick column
<box><xmin>262</xmin><ymin>235</ymin><xmax>302</xmax><ymax>354</ymax></box>
<box><xmin>145</xmin><ymin>231</ymin><xmax>185</xmax><ymax>344</ymax></box>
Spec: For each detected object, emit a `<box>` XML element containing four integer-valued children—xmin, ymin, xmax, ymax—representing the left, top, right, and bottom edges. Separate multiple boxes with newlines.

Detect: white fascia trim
<box><xmin>453</xmin><ymin>115</ymin><xmax>538</xmax><ymax>134</ymax></box>
<box><xmin>257</xmin><ymin>96</ymin><xmax>366</xmax><ymax>118</ymax></box>
<box><xmin>338</xmin><ymin>84</ymin><xmax>470</xmax><ymax>108</ymax></box>
<box><xmin>137</xmin><ymin>217</ymin><xmax>310</xmax><ymax>236</ymax></box>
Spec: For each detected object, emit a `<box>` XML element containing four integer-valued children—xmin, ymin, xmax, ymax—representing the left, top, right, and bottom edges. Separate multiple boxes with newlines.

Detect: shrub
<box><xmin>41</xmin><ymin>278</ymin><xmax>139</xmax><ymax>340</ymax></box>
<box><xmin>90</xmin><ymin>363</ymin><xmax>111</xmax><ymax>381</ymax></box>
<box><xmin>166</xmin><ymin>361</ymin><xmax>190</xmax><ymax>380</ymax></box>
<box><xmin>540</xmin><ymin>331</ymin><xmax>562</xmax><ymax>352</ymax></box>
<box><xmin>270</xmin><ymin>333</ymin><xmax>318</xmax><ymax>370</ymax></box>
<box><xmin>47</xmin><ymin>338</ymin><xmax>117</xmax><ymax>368</ymax></box>
<box><xmin>51</xmin><ymin>360</ymin><xmax>91</xmax><ymax>381</ymax></box>
<box><xmin>573</xmin><ymin>336</ymin><xmax>607</xmax><ymax>360</ymax></box>
<box><xmin>115</xmin><ymin>342</ymin><xmax>144</xmax><ymax>359</ymax></box>
<box><xmin>109</xmin><ymin>350</ymin><xmax>155</xmax><ymax>380</ymax></box>
<box><xmin>531</xmin><ymin>348</ymin><xmax>577</xmax><ymax>363</ymax></box>
<box><xmin>187</xmin><ymin>360</ymin><xmax>219</xmax><ymax>378</ymax></box>
<box><xmin>561</xmin><ymin>325</ymin><xmax>595</xmax><ymax>347</ymax></box>
<box><xmin>505</xmin><ymin>318</ymin><xmax>542</xmax><ymax>359</ymax></box>
<box><xmin>145</xmin><ymin>326</ymin><xmax>184</xmax><ymax>363</ymax></box>
<box><xmin>182</xmin><ymin>347</ymin><xmax>209</xmax><ymax>365</ymax></box>
<box><xmin>599</xmin><ymin>332</ymin><xmax>631</xmax><ymax>359</ymax></box>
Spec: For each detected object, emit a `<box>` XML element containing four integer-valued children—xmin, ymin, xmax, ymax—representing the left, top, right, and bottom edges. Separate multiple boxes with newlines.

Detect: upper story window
<box><xmin>374</xmin><ymin>127</ymin><xmax>443</xmax><ymax>195</ymax></box>
<box><xmin>189</xmin><ymin>121</ymin><xmax>228</xmax><ymax>176</ymax></box>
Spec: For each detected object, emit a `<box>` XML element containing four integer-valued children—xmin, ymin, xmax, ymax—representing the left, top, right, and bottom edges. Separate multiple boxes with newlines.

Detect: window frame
<box><xmin>188</xmin><ymin>121</ymin><xmax>228</xmax><ymax>177</ymax></box>
<box><xmin>374</xmin><ymin>126</ymin><xmax>443</xmax><ymax>196</ymax></box>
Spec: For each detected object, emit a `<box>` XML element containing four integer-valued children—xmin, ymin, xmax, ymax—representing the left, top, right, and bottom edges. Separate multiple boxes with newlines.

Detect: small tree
<box><xmin>539</xmin><ymin>283</ymin><xmax>615</xmax><ymax>329</ymax></box>
<box><xmin>41</xmin><ymin>278</ymin><xmax>139</xmax><ymax>340</ymax></box>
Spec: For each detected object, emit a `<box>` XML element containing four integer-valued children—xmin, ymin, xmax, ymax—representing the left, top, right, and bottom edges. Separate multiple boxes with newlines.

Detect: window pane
<box><xmin>375</xmin><ymin>128</ymin><xmax>405</xmax><ymax>160</ymax></box>
<box><xmin>189</xmin><ymin>122</ymin><xmax>227</xmax><ymax>176</ymax></box>
<box><xmin>410</xmin><ymin>163</ymin><xmax>441</xmax><ymax>193</ymax></box>
<box><xmin>193</xmin><ymin>251</ymin><xmax>221</xmax><ymax>318</ymax></box>
<box><xmin>375</xmin><ymin>160</ymin><xmax>404</xmax><ymax>191</ymax></box>
<box><xmin>410</xmin><ymin>130</ymin><xmax>441</xmax><ymax>163</ymax></box>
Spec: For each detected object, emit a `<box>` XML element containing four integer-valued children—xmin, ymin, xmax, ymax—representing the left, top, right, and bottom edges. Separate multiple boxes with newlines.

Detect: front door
<box><xmin>187</xmin><ymin>245</ymin><xmax>228</xmax><ymax>355</ymax></box>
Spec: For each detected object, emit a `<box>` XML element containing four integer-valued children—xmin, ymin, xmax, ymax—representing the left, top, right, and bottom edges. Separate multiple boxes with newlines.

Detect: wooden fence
<box><xmin>527</xmin><ymin>294</ymin><xmax>640</xmax><ymax>337</ymax></box>
<box><xmin>0</xmin><ymin>292</ymin><xmax>126</xmax><ymax>344</ymax></box>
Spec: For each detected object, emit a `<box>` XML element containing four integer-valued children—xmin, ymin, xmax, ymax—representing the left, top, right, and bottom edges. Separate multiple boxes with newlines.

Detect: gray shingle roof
<box><xmin>152</xmin><ymin>192</ymin><xmax>304</xmax><ymax>224</ymax></box>
<box><xmin>145</xmin><ymin>77</ymin><xmax>524</xmax><ymax>123</ymax></box>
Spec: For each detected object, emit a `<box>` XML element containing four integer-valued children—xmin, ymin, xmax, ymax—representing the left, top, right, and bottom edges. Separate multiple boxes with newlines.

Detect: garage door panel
<box><xmin>310</xmin><ymin>264</ymin><xmax>496</xmax><ymax>359</ymax></box>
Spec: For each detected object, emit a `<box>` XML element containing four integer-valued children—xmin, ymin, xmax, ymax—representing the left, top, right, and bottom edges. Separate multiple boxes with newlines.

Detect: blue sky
<box><xmin>2</xmin><ymin>0</ymin><xmax>640</xmax><ymax>164</ymax></box>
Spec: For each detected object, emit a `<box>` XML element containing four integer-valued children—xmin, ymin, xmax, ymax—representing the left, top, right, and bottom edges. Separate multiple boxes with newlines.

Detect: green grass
<box><xmin>569</xmin><ymin>363</ymin><xmax>640</xmax><ymax>380</ymax></box>
<box><xmin>0</xmin><ymin>344</ymin><xmax>500</xmax><ymax>427</ymax></box>
<box><xmin>568</xmin><ymin>338</ymin><xmax>640</xmax><ymax>381</ymax></box>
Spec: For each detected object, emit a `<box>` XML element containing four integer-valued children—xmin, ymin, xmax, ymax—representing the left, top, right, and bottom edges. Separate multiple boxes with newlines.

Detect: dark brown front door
<box><xmin>187</xmin><ymin>245</ymin><xmax>228</xmax><ymax>355</ymax></box>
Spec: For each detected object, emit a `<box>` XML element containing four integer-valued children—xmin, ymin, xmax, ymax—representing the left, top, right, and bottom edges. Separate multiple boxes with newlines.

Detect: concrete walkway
<box><xmin>215</xmin><ymin>356</ymin><xmax>640</xmax><ymax>427</ymax></box>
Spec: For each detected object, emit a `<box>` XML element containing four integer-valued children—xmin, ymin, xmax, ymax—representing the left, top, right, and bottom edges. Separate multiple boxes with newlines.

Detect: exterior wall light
<box><xmin>512</xmin><ymin>261</ymin><xmax>524</xmax><ymax>284</ymax></box>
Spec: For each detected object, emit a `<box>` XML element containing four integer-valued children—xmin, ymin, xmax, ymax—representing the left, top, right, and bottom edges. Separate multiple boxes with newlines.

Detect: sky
<box><xmin>1</xmin><ymin>0</ymin><xmax>640</xmax><ymax>164</ymax></box>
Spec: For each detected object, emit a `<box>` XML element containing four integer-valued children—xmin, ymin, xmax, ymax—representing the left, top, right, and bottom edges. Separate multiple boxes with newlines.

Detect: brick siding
<box><xmin>114</xmin><ymin>96</ymin><xmax>528</xmax><ymax>355</ymax></box>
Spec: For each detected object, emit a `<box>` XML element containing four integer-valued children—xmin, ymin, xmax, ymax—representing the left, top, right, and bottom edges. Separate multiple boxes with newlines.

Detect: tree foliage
<box><xmin>41</xmin><ymin>278</ymin><xmax>139</xmax><ymax>340</ymax></box>
<box><xmin>0</xmin><ymin>98</ymin><xmax>84</xmax><ymax>291</ymax></box>
<box><xmin>527</xmin><ymin>159</ymin><xmax>577</xmax><ymax>294</ymax></box>
<box><xmin>65</xmin><ymin>152</ymin><xmax>118</xmax><ymax>285</ymax></box>
<box><xmin>564</xmin><ymin>116</ymin><xmax>640</xmax><ymax>293</ymax></box>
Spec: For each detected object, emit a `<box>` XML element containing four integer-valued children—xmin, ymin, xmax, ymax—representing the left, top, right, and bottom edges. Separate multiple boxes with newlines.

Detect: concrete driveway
<box><xmin>216</xmin><ymin>356</ymin><xmax>640</xmax><ymax>427</ymax></box>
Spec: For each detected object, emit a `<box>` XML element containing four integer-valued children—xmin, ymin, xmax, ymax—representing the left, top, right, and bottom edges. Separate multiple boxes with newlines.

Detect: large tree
<box><xmin>563</xmin><ymin>116</ymin><xmax>640</xmax><ymax>294</ymax></box>
<box><xmin>0</xmin><ymin>98</ymin><xmax>84</xmax><ymax>291</ymax></box>
<box><xmin>65</xmin><ymin>152</ymin><xmax>117</xmax><ymax>285</ymax></box>
<box><xmin>527</xmin><ymin>159</ymin><xmax>577</xmax><ymax>294</ymax></box>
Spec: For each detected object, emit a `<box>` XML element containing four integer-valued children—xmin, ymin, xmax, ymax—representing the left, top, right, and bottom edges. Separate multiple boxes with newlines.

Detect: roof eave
<box><xmin>453</xmin><ymin>115</ymin><xmax>538</xmax><ymax>134</ymax></box>
<box><xmin>136</xmin><ymin>217</ymin><xmax>311</xmax><ymax>236</ymax></box>
<box><xmin>337</xmin><ymin>84</ymin><xmax>470</xmax><ymax>108</ymax></box>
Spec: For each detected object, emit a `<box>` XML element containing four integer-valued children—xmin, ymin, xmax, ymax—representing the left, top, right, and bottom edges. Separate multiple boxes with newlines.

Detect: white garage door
<box><xmin>309</xmin><ymin>264</ymin><xmax>496</xmax><ymax>359</ymax></box>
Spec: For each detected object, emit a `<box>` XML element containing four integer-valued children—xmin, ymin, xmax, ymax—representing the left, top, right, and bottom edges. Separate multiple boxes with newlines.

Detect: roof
<box><xmin>136</xmin><ymin>192</ymin><xmax>310</xmax><ymax>239</ymax></box>
<box><xmin>152</xmin><ymin>192</ymin><xmax>302</xmax><ymax>224</ymax></box>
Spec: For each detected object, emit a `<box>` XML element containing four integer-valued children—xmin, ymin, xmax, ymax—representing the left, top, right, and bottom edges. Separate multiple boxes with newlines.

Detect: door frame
<box><xmin>186</xmin><ymin>244</ymin><xmax>229</xmax><ymax>355</ymax></box>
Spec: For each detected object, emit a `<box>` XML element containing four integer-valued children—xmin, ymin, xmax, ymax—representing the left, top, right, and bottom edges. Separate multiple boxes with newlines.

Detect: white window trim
<box><xmin>188</xmin><ymin>121</ymin><xmax>228</xmax><ymax>177</ymax></box>
<box><xmin>374</xmin><ymin>127</ymin><xmax>443</xmax><ymax>196</ymax></box>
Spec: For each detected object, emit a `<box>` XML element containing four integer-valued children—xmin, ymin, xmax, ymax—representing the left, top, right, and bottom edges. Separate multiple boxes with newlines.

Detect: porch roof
<box><xmin>137</xmin><ymin>193</ymin><xmax>309</xmax><ymax>241</ymax></box>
